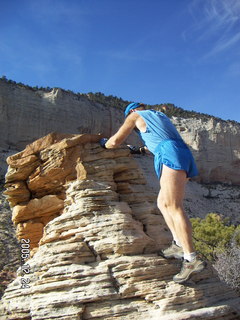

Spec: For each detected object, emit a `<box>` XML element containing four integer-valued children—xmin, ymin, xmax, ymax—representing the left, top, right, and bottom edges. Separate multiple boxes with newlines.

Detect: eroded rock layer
<box><xmin>0</xmin><ymin>133</ymin><xmax>239</xmax><ymax>320</ymax></box>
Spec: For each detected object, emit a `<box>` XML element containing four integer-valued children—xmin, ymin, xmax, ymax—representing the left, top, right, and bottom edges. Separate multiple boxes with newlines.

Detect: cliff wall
<box><xmin>1</xmin><ymin>133</ymin><xmax>240</xmax><ymax>320</ymax></box>
<box><xmin>0</xmin><ymin>81</ymin><xmax>128</xmax><ymax>151</ymax></box>
<box><xmin>172</xmin><ymin>117</ymin><xmax>240</xmax><ymax>184</ymax></box>
<box><xmin>1</xmin><ymin>80</ymin><xmax>240</xmax><ymax>184</ymax></box>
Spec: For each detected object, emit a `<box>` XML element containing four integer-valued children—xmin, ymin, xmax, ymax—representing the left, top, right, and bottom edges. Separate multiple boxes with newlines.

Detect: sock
<box><xmin>173</xmin><ymin>237</ymin><xmax>182</xmax><ymax>248</ymax></box>
<box><xmin>184</xmin><ymin>252</ymin><xmax>197</xmax><ymax>262</ymax></box>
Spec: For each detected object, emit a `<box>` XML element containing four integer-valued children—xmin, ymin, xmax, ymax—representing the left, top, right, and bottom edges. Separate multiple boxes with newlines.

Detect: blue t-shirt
<box><xmin>135</xmin><ymin>110</ymin><xmax>183</xmax><ymax>153</ymax></box>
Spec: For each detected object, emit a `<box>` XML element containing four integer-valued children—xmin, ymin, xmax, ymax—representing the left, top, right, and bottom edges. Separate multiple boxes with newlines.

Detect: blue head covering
<box><xmin>124</xmin><ymin>102</ymin><xmax>141</xmax><ymax>117</ymax></box>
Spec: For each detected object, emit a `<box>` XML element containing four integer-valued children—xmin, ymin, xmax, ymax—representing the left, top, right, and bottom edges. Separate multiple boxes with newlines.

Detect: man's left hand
<box><xmin>128</xmin><ymin>145</ymin><xmax>146</xmax><ymax>155</ymax></box>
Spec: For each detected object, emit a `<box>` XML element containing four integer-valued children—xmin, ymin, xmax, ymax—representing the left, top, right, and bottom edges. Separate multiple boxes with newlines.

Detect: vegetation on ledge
<box><xmin>1</xmin><ymin>75</ymin><xmax>239</xmax><ymax>124</ymax></box>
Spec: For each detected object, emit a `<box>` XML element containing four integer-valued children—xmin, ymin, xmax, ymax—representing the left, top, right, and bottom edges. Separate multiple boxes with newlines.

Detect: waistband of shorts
<box><xmin>154</xmin><ymin>139</ymin><xmax>185</xmax><ymax>154</ymax></box>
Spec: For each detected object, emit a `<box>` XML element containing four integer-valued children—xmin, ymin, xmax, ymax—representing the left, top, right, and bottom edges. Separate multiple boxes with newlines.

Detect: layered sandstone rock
<box><xmin>0</xmin><ymin>133</ymin><xmax>239</xmax><ymax>320</ymax></box>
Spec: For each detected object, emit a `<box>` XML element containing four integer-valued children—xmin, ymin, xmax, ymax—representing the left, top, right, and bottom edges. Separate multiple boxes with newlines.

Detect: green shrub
<box><xmin>190</xmin><ymin>213</ymin><xmax>239</xmax><ymax>261</ymax></box>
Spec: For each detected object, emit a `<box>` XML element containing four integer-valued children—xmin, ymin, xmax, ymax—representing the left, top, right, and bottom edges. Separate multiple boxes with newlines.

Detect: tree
<box><xmin>190</xmin><ymin>213</ymin><xmax>238</xmax><ymax>261</ymax></box>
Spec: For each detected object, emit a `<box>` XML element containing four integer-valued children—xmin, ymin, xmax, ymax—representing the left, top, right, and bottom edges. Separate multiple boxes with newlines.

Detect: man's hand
<box><xmin>99</xmin><ymin>138</ymin><xmax>108</xmax><ymax>148</ymax></box>
<box><xmin>128</xmin><ymin>145</ymin><xmax>146</xmax><ymax>155</ymax></box>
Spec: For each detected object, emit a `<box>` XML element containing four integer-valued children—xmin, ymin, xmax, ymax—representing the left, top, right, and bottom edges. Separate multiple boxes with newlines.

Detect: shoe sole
<box><xmin>158</xmin><ymin>251</ymin><xmax>183</xmax><ymax>260</ymax></box>
<box><xmin>173</xmin><ymin>262</ymin><xmax>207</xmax><ymax>284</ymax></box>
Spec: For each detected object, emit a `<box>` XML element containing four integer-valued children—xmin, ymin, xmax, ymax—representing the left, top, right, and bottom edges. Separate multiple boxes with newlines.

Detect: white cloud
<box><xmin>185</xmin><ymin>0</ymin><xmax>240</xmax><ymax>57</ymax></box>
<box><xmin>205</xmin><ymin>31</ymin><xmax>240</xmax><ymax>58</ymax></box>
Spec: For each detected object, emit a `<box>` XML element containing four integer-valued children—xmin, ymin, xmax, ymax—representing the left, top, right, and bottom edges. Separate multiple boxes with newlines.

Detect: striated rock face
<box><xmin>1</xmin><ymin>80</ymin><xmax>240</xmax><ymax>185</ymax></box>
<box><xmin>0</xmin><ymin>133</ymin><xmax>239</xmax><ymax>320</ymax></box>
<box><xmin>172</xmin><ymin>117</ymin><xmax>240</xmax><ymax>185</ymax></box>
<box><xmin>0</xmin><ymin>81</ymin><xmax>129</xmax><ymax>152</ymax></box>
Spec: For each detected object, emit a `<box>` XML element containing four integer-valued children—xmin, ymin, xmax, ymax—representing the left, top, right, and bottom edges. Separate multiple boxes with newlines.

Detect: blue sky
<box><xmin>0</xmin><ymin>0</ymin><xmax>240</xmax><ymax>122</ymax></box>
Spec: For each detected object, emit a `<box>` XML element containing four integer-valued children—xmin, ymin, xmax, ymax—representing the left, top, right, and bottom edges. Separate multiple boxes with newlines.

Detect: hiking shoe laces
<box><xmin>173</xmin><ymin>257</ymin><xmax>207</xmax><ymax>283</ymax></box>
<box><xmin>158</xmin><ymin>241</ymin><xmax>184</xmax><ymax>259</ymax></box>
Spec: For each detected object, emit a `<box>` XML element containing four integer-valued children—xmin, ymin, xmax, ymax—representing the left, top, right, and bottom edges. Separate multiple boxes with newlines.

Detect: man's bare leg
<box><xmin>157</xmin><ymin>164</ymin><xmax>194</xmax><ymax>254</ymax></box>
<box><xmin>157</xmin><ymin>165</ymin><xmax>206</xmax><ymax>283</ymax></box>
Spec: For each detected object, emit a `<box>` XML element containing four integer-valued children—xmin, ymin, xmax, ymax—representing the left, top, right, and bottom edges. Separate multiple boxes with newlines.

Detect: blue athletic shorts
<box><xmin>154</xmin><ymin>139</ymin><xmax>199</xmax><ymax>179</ymax></box>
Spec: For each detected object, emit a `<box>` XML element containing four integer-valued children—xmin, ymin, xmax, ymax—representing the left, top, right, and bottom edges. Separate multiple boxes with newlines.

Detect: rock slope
<box><xmin>135</xmin><ymin>155</ymin><xmax>240</xmax><ymax>224</ymax></box>
<box><xmin>0</xmin><ymin>184</ymin><xmax>20</xmax><ymax>298</ymax></box>
<box><xmin>0</xmin><ymin>133</ymin><xmax>239</xmax><ymax>320</ymax></box>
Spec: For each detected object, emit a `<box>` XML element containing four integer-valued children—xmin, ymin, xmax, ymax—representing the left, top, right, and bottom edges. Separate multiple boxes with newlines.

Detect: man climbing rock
<box><xmin>100</xmin><ymin>102</ymin><xmax>206</xmax><ymax>283</ymax></box>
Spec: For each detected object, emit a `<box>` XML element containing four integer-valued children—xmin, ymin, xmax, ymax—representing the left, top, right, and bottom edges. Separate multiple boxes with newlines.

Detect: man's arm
<box><xmin>105</xmin><ymin>113</ymin><xmax>138</xmax><ymax>149</ymax></box>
